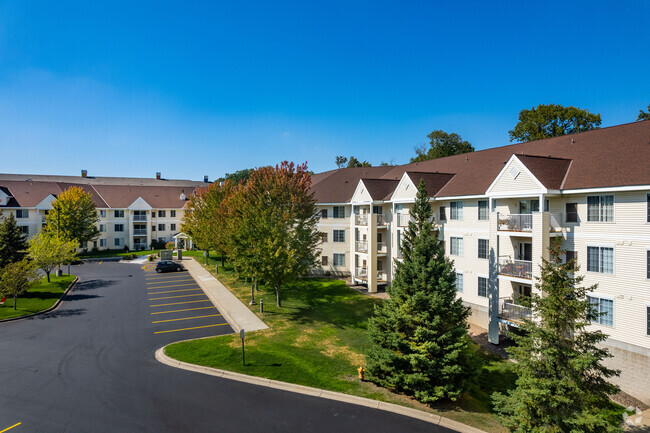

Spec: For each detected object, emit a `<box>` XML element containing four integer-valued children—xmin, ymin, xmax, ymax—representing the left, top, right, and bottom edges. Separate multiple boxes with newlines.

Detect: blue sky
<box><xmin>1</xmin><ymin>1</ymin><xmax>648</xmax><ymax>180</ymax></box>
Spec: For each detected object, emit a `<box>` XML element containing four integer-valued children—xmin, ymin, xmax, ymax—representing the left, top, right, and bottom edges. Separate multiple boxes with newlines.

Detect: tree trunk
<box><xmin>13</xmin><ymin>295</ymin><xmax>17</xmax><ymax>310</ymax></box>
<box><xmin>221</xmin><ymin>252</ymin><xmax>225</xmax><ymax>267</ymax></box>
<box><xmin>275</xmin><ymin>283</ymin><xmax>282</xmax><ymax>308</ymax></box>
<box><xmin>46</xmin><ymin>271</ymin><xmax>51</xmax><ymax>282</ymax></box>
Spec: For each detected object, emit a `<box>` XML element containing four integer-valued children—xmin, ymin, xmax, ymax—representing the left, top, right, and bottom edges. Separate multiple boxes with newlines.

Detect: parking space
<box><xmin>143</xmin><ymin>263</ymin><xmax>231</xmax><ymax>336</ymax></box>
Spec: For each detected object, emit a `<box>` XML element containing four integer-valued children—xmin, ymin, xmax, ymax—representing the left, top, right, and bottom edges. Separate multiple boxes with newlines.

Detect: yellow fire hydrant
<box><xmin>357</xmin><ymin>366</ymin><xmax>365</xmax><ymax>381</ymax></box>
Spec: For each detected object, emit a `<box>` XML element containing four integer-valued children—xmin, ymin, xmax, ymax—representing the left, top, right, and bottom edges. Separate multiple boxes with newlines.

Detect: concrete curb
<box><xmin>155</xmin><ymin>346</ymin><xmax>487</xmax><ymax>433</ymax></box>
<box><xmin>0</xmin><ymin>276</ymin><xmax>79</xmax><ymax>323</ymax></box>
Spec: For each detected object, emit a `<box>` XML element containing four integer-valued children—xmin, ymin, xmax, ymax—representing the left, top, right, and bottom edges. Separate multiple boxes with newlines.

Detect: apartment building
<box><xmin>311</xmin><ymin>120</ymin><xmax>650</xmax><ymax>404</ymax></box>
<box><xmin>0</xmin><ymin>172</ymin><xmax>207</xmax><ymax>251</ymax></box>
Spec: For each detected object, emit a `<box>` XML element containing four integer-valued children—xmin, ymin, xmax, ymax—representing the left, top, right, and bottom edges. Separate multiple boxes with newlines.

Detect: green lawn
<box><xmin>0</xmin><ymin>274</ymin><xmax>76</xmax><ymax>320</ymax></box>
<box><xmin>78</xmin><ymin>249</ymin><xmax>158</xmax><ymax>258</ymax></box>
<box><xmin>167</xmin><ymin>251</ymin><xmax>515</xmax><ymax>432</ymax></box>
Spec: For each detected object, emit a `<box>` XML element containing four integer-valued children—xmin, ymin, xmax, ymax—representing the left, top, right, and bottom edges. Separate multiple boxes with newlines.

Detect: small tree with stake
<box><xmin>0</xmin><ymin>259</ymin><xmax>39</xmax><ymax>310</ymax></box>
<box><xmin>28</xmin><ymin>232</ymin><xmax>78</xmax><ymax>282</ymax></box>
<box><xmin>492</xmin><ymin>241</ymin><xmax>622</xmax><ymax>432</ymax></box>
<box><xmin>365</xmin><ymin>179</ymin><xmax>473</xmax><ymax>403</ymax></box>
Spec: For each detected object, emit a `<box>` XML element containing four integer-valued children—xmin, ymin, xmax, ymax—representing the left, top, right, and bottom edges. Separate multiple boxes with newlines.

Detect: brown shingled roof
<box><xmin>404</xmin><ymin>172</ymin><xmax>456</xmax><ymax>197</ymax></box>
<box><xmin>515</xmin><ymin>155</ymin><xmax>572</xmax><ymax>190</ymax></box>
<box><xmin>56</xmin><ymin>182</ymin><xmax>108</xmax><ymax>208</ymax></box>
<box><xmin>91</xmin><ymin>185</ymin><xmax>197</xmax><ymax>208</ymax></box>
<box><xmin>361</xmin><ymin>179</ymin><xmax>400</xmax><ymax>200</ymax></box>
<box><xmin>0</xmin><ymin>181</ymin><xmax>62</xmax><ymax>207</ymax></box>
<box><xmin>309</xmin><ymin>166</ymin><xmax>394</xmax><ymax>203</ymax></box>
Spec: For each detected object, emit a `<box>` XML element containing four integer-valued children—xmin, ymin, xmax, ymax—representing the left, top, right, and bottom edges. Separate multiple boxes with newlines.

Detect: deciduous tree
<box><xmin>492</xmin><ymin>241</ymin><xmax>621</xmax><ymax>432</ymax></box>
<box><xmin>366</xmin><ymin>179</ymin><xmax>473</xmax><ymax>403</ymax></box>
<box><xmin>46</xmin><ymin>186</ymin><xmax>100</xmax><ymax>245</ymax></box>
<box><xmin>638</xmin><ymin>104</ymin><xmax>650</xmax><ymax>121</ymax></box>
<box><xmin>0</xmin><ymin>213</ymin><xmax>28</xmax><ymax>268</ymax></box>
<box><xmin>335</xmin><ymin>156</ymin><xmax>348</xmax><ymax>168</ymax></box>
<box><xmin>28</xmin><ymin>233</ymin><xmax>77</xmax><ymax>282</ymax></box>
<box><xmin>0</xmin><ymin>259</ymin><xmax>39</xmax><ymax>310</ymax></box>
<box><xmin>410</xmin><ymin>130</ymin><xmax>474</xmax><ymax>162</ymax></box>
<box><xmin>346</xmin><ymin>156</ymin><xmax>371</xmax><ymax>168</ymax></box>
<box><xmin>508</xmin><ymin>104</ymin><xmax>601</xmax><ymax>142</ymax></box>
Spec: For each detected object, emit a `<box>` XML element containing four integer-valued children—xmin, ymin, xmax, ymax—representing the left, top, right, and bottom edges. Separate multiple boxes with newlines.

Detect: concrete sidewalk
<box><xmin>183</xmin><ymin>257</ymin><xmax>268</xmax><ymax>333</ymax></box>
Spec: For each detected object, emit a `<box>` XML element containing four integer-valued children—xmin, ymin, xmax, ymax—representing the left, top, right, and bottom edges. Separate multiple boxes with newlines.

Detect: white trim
<box><xmin>585</xmin><ymin>193</ymin><xmax>615</xmax><ymax>224</ymax></box>
<box><xmin>561</xmin><ymin>184</ymin><xmax>650</xmax><ymax>194</ymax></box>
<box><xmin>485</xmin><ymin>155</ymin><xmax>548</xmax><ymax>196</ymax></box>
<box><xmin>388</xmin><ymin>172</ymin><xmax>417</xmax><ymax>202</ymax></box>
<box><xmin>488</xmin><ymin>190</ymin><xmax>551</xmax><ymax>198</ymax></box>
<box><xmin>586</xmin><ymin>291</ymin><xmax>615</xmax><ymax>301</ymax></box>
<box><xmin>433</xmin><ymin>194</ymin><xmax>486</xmax><ymax>201</ymax></box>
<box><xmin>316</xmin><ymin>202</ymin><xmax>350</xmax><ymax>206</ymax></box>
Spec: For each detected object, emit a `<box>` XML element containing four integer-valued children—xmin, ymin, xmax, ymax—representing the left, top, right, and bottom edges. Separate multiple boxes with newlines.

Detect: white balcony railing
<box><xmin>498</xmin><ymin>299</ymin><xmax>532</xmax><ymax>323</ymax></box>
<box><xmin>377</xmin><ymin>271</ymin><xmax>387</xmax><ymax>281</ymax></box>
<box><xmin>397</xmin><ymin>213</ymin><xmax>413</xmax><ymax>227</ymax></box>
<box><xmin>498</xmin><ymin>214</ymin><xmax>532</xmax><ymax>232</ymax></box>
<box><xmin>376</xmin><ymin>214</ymin><xmax>387</xmax><ymax>225</ymax></box>
<box><xmin>355</xmin><ymin>214</ymin><xmax>368</xmax><ymax>226</ymax></box>
<box><xmin>356</xmin><ymin>267</ymin><xmax>368</xmax><ymax>278</ymax></box>
<box><xmin>355</xmin><ymin>240</ymin><xmax>368</xmax><ymax>253</ymax></box>
<box><xmin>498</xmin><ymin>258</ymin><xmax>532</xmax><ymax>279</ymax></box>
<box><xmin>133</xmin><ymin>215</ymin><xmax>147</xmax><ymax>222</ymax></box>
<box><xmin>376</xmin><ymin>242</ymin><xmax>387</xmax><ymax>253</ymax></box>
<box><xmin>133</xmin><ymin>229</ymin><xmax>147</xmax><ymax>236</ymax></box>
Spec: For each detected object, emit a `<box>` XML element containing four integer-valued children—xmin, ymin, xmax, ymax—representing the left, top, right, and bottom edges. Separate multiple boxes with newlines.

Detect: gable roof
<box><xmin>361</xmin><ymin>179</ymin><xmax>400</xmax><ymax>200</ymax></box>
<box><xmin>309</xmin><ymin>166</ymin><xmax>394</xmax><ymax>203</ymax></box>
<box><xmin>404</xmin><ymin>172</ymin><xmax>456</xmax><ymax>197</ymax></box>
<box><xmin>515</xmin><ymin>155</ymin><xmax>572</xmax><ymax>190</ymax></box>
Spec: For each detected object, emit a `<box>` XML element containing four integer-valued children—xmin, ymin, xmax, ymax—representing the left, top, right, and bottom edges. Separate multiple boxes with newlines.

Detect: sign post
<box><xmin>240</xmin><ymin>329</ymin><xmax>246</xmax><ymax>366</ymax></box>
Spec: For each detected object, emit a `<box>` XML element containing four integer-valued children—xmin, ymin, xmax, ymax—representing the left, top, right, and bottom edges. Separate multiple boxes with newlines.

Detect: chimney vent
<box><xmin>81</xmin><ymin>170</ymin><xmax>88</xmax><ymax>178</ymax></box>
<box><xmin>156</xmin><ymin>172</ymin><xmax>161</xmax><ymax>180</ymax></box>
<box><xmin>180</xmin><ymin>189</ymin><xmax>186</xmax><ymax>200</ymax></box>
<box><xmin>204</xmin><ymin>175</ymin><xmax>209</xmax><ymax>183</ymax></box>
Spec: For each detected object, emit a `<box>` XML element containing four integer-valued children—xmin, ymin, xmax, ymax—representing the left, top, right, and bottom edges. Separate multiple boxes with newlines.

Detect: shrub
<box><xmin>165</xmin><ymin>242</ymin><xmax>175</xmax><ymax>250</ymax></box>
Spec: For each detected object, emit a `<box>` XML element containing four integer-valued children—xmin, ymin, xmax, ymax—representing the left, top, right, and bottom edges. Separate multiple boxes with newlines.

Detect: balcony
<box><xmin>355</xmin><ymin>214</ymin><xmax>368</xmax><ymax>226</ymax></box>
<box><xmin>498</xmin><ymin>258</ymin><xmax>532</xmax><ymax>279</ymax></box>
<box><xmin>396</xmin><ymin>248</ymin><xmax>403</xmax><ymax>259</ymax></box>
<box><xmin>133</xmin><ymin>229</ymin><xmax>147</xmax><ymax>236</ymax></box>
<box><xmin>498</xmin><ymin>214</ymin><xmax>532</xmax><ymax>232</ymax></box>
<box><xmin>133</xmin><ymin>215</ymin><xmax>147</xmax><ymax>222</ymax></box>
<box><xmin>377</xmin><ymin>242</ymin><xmax>387</xmax><ymax>254</ymax></box>
<box><xmin>377</xmin><ymin>270</ymin><xmax>387</xmax><ymax>281</ymax></box>
<box><xmin>498</xmin><ymin>299</ymin><xmax>532</xmax><ymax>324</ymax></box>
<box><xmin>397</xmin><ymin>213</ymin><xmax>413</xmax><ymax>227</ymax></box>
<box><xmin>376</xmin><ymin>214</ymin><xmax>387</xmax><ymax>225</ymax></box>
<box><xmin>356</xmin><ymin>267</ymin><xmax>368</xmax><ymax>278</ymax></box>
<box><xmin>549</xmin><ymin>213</ymin><xmax>563</xmax><ymax>232</ymax></box>
<box><xmin>355</xmin><ymin>240</ymin><xmax>368</xmax><ymax>253</ymax></box>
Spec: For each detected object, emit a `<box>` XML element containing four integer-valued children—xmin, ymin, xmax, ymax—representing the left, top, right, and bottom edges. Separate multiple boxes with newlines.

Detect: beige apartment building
<box><xmin>0</xmin><ymin>172</ymin><xmax>207</xmax><ymax>251</ymax></box>
<box><xmin>311</xmin><ymin>120</ymin><xmax>650</xmax><ymax>404</ymax></box>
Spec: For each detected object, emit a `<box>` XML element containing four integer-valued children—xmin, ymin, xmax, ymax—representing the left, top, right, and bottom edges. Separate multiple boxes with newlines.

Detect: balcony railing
<box><xmin>376</xmin><ymin>242</ymin><xmax>387</xmax><ymax>253</ymax></box>
<box><xmin>133</xmin><ymin>215</ymin><xmax>147</xmax><ymax>222</ymax></box>
<box><xmin>397</xmin><ymin>213</ymin><xmax>413</xmax><ymax>227</ymax></box>
<box><xmin>355</xmin><ymin>214</ymin><xmax>368</xmax><ymax>226</ymax></box>
<box><xmin>377</xmin><ymin>271</ymin><xmax>387</xmax><ymax>281</ymax></box>
<box><xmin>498</xmin><ymin>299</ymin><xmax>532</xmax><ymax>323</ymax></box>
<box><xmin>376</xmin><ymin>214</ymin><xmax>387</xmax><ymax>225</ymax></box>
<box><xmin>396</xmin><ymin>248</ymin><xmax>403</xmax><ymax>258</ymax></box>
<box><xmin>498</xmin><ymin>214</ymin><xmax>532</xmax><ymax>232</ymax></box>
<box><xmin>133</xmin><ymin>229</ymin><xmax>147</xmax><ymax>236</ymax></box>
<box><xmin>355</xmin><ymin>240</ymin><xmax>368</xmax><ymax>253</ymax></box>
<box><xmin>498</xmin><ymin>258</ymin><xmax>532</xmax><ymax>279</ymax></box>
<box><xmin>356</xmin><ymin>267</ymin><xmax>368</xmax><ymax>278</ymax></box>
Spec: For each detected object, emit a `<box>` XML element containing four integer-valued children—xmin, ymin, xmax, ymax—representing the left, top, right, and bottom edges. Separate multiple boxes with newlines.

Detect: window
<box><xmin>151</xmin><ymin>225</ymin><xmax>156</xmax><ymax>231</ymax></box>
<box><xmin>158</xmin><ymin>224</ymin><xmax>165</xmax><ymax>231</ymax></box>
<box><xmin>450</xmin><ymin>237</ymin><xmax>463</xmax><ymax>256</ymax></box>
<box><xmin>647</xmin><ymin>306</ymin><xmax>650</xmax><ymax>336</ymax></box>
<box><xmin>439</xmin><ymin>206</ymin><xmax>446</xmax><ymax>221</ymax></box>
<box><xmin>158</xmin><ymin>210</ymin><xmax>166</xmax><ymax>218</ymax></box>
<box><xmin>478</xmin><ymin>200</ymin><xmax>489</xmax><ymax>220</ymax></box>
<box><xmin>100</xmin><ymin>210</ymin><xmax>106</xmax><ymax>218</ymax></box>
<box><xmin>114</xmin><ymin>238</ymin><xmax>123</xmax><ymax>247</ymax></box>
<box><xmin>322</xmin><ymin>256</ymin><xmax>328</xmax><ymax>266</ymax></box>
<box><xmin>16</xmin><ymin>210</ymin><xmax>29</xmax><ymax>218</ymax></box>
<box><xmin>170</xmin><ymin>224</ymin><xmax>176</xmax><ymax>231</ymax></box>
<box><xmin>456</xmin><ymin>273</ymin><xmax>464</xmax><ymax>292</ymax></box>
<box><xmin>333</xmin><ymin>230</ymin><xmax>345</xmax><ymax>242</ymax></box>
<box><xmin>99</xmin><ymin>224</ymin><xmax>106</xmax><ymax>233</ymax></box>
<box><xmin>478</xmin><ymin>239</ymin><xmax>489</xmax><ymax>259</ymax></box>
<box><xmin>587</xmin><ymin>246</ymin><xmax>614</xmax><ymax>274</ymax></box>
<box><xmin>99</xmin><ymin>239</ymin><xmax>106</xmax><ymax>247</ymax></box>
<box><xmin>647</xmin><ymin>249</ymin><xmax>650</xmax><ymax>279</ymax></box>
<box><xmin>18</xmin><ymin>226</ymin><xmax>28</xmax><ymax>235</ymax></box>
<box><xmin>373</xmin><ymin>205</ymin><xmax>383</xmax><ymax>214</ymax></box>
<box><xmin>450</xmin><ymin>201</ymin><xmax>463</xmax><ymax>220</ymax></box>
<box><xmin>566</xmin><ymin>250</ymin><xmax>577</xmax><ymax>271</ymax></box>
<box><xmin>587</xmin><ymin>195</ymin><xmax>614</xmax><ymax>222</ymax></box>
<box><xmin>114</xmin><ymin>210</ymin><xmax>124</xmax><ymax>218</ymax></box>
<box><xmin>333</xmin><ymin>253</ymin><xmax>345</xmax><ymax>266</ymax></box>
<box><xmin>320</xmin><ymin>232</ymin><xmax>328</xmax><ymax>243</ymax></box>
<box><xmin>114</xmin><ymin>224</ymin><xmax>124</xmax><ymax>232</ymax></box>
<box><xmin>170</xmin><ymin>210</ymin><xmax>176</xmax><ymax>218</ymax></box>
<box><xmin>333</xmin><ymin>206</ymin><xmax>345</xmax><ymax>219</ymax></box>
<box><xmin>587</xmin><ymin>296</ymin><xmax>613</xmax><ymax>327</ymax></box>
<box><xmin>647</xmin><ymin>194</ymin><xmax>650</xmax><ymax>223</ymax></box>
<box><xmin>158</xmin><ymin>237</ymin><xmax>167</xmax><ymax>242</ymax></box>
<box><xmin>478</xmin><ymin>277</ymin><xmax>488</xmax><ymax>298</ymax></box>
<box><xmin>320</xmin><ymin>209</ymin><xmax>328</xmax><ymax>219</ymax></box>
<box><xmin>566</xmin><ymin>203</ymin><xmax>578</xmax><ymax>223</ymax></box>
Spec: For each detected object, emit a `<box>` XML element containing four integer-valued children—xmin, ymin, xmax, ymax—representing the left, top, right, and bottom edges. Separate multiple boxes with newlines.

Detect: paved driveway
<box><xmin>0</xmin><ymin>261</ymin><xmax>455</xmax><ymax>432</ymax></box>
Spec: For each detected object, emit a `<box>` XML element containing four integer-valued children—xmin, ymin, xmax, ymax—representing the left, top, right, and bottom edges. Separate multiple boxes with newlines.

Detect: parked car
<box><xmin>155</xmin><ymin>260</ymin><xmax>183</xmax><ymax>273</ymax></box>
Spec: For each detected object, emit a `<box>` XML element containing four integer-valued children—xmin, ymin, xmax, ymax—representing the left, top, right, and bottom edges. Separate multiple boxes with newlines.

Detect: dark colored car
<box><xmin>155</xmin><ymin>260</ymin><xmax>183</xmax><ymax>273</ymax></box>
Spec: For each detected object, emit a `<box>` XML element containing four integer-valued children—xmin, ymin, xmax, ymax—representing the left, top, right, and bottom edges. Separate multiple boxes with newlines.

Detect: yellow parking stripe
<box><xmin>98</xmin><ymin>261</ymin><xmax>102</xmax><ymax>265</ymax></box>
<box><xmin>0</xmin><ymin>423</ymin><xmax>22</xmax><ymax>433</ymax></box>
<box><xmin>148</xmin><ymin>288</ymin><xmax>202</xmax><ymax>295</ymax></box>
<box><xmin>147</xmin><ymin>283</ymin><xmax>198</xmax><ymax>290</ymax></box>
<box><xmin>146</xmin><ymin>278</ymin><xmax>193</xmax><ymax>284</ymax></box>
<box><xmin>150</xmin><ymin>300</ymin><xmax>211</xmax><ymax>307</ymax></box>
<box><xmin>152</xmin><ymin>314</ymin><xmax>222</xmax><ymax>324</ymax></box>
<box><xmin>154</xmin><ymin>323</ymin><xmax>229</xmax><ymax>334</ymax></box>
<box><xmin>149</xmin><ymin>294</ymin><xmax>206</xmax><ymax>301</ymax></box>
<box><xmin>151</xmin><ymin>306</ymin><xmax>214</xmax><ymax>315</ymax></box>
<box><xmin>145</xmin><ymin>274</ymin><xmax>190</xmax><ymax>280</ymax></box>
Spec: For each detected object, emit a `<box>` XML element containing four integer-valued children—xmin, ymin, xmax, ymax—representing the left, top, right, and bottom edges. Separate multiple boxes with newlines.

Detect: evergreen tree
<box><xmin>492</xmin><ymin>241</ymin><xmax>622</xmax><ymax>432</ymax></box>
<box><xmin>366</xmin><ymin>179</ymin><xmax>472</xmax><ymax>403</ymax></box>
<box><xmin>0</xmin><ymin>213</ymin><xmax>28</xmax><ymax>268</ymax></box>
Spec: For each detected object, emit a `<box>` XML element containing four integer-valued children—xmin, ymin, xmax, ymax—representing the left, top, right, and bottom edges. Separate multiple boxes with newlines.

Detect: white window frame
<box><xmin>587</xmin><ymin>292</ymin><xmax>614</xmax><ymax>327</ymax></box>
<box><xmin>478</xmin><ymin>238</ymin><xmax>489</xmax><ymax>260</ymax></box>
<box><xmin>333</xmin><ymin>206</ymin><xmax>346</xmax><ymax>219</ymax></box>
<box><xmin>333</xmin><ymin>253</ymin><xmax>345</xmax><ymax>266</ymax></box>
<box><xmin>170</xmin><ymin>223</ymin><xmax>176</xmax><ymax>231</ymax></box>
<box><xmin>18</xmin><ymin>225</ymin><xmax>29</xmax><ymax>235</ymax></box>
<box><xmin>158</xmin><ymin>224</ymin><xmax>165</xmax><ymax>231</ymax></box>
<box><xmin>333</xmin><ymin>230</ymin><xmax>345</xmax><ymax>243</ymax></box>
<box><xmin>114</xmin><ymin>210</ymin><xmax>124</xmax><ymax>218</ymax></box>
<box><xmin>158</xmin><ymin>210</ymin><xmax>166</xmax><ymax>218</ymax></box>
<box><xmin>647</xmin><ymin>248</ymin><xmax>650</xmax><ymax>280</ymax></box>
<box><xmin>586</xmin><ymin>195</ymin><xmax>614</xmax><ymax>223</ymax></box>
<box><xmin>586</xmin><ymin>244</ymin><xmax>614</xmax><ymax>275</ymax></box>
<box><xmin>114</xmin><ymin>238</ymin><xmax>123</xmax><ymax>247</ymax></box>
<box><xmin>478</xmin><ymin>200</ymin><xmax>489</xmax><ymax>221</ymax></box>
<box><xmin>99</xmin><ymin>210</ymin><xmax>106</xmax><ymax>218</ymax></box>
<box><xmin>16</xmin><ymin>209</ymin><xmax>29</xmax><ymax>218</ymax></box>
<box><xmin>114</xmin><ymin>224</ymin><xmax>124</xmax><ymax>232</ymax></box>
<box><xmin>170</xmin><ymin>210</ymin><xmax>176</xmax><ymax>218</ymax></box>
<box><xmin>478</xmin><ymin>276</ymin><xmax>488</xmax><ymax>298</ymax></box>
<box><xmin>450</xmin><ymin>236</ymin><xmax>463</xmax><ymax>256</ymax></box>
<box><xmin>450</xmin><ymin>201</ymin><xmax>464</xmax><ymax>220</ymax></box>
<box><xmin>99</xmin><ymin>238</ymin><xmax>106</xmax><ymax>247</ymax></box>
<box><xmin>99</xmin><ymin>224</ymin><xmax>106</xmax><ymax>233</ymax></box>
<box><xmin>455</xmin><ymin>272</ymin><xmax>464</xmax><ymax>293</ymax></box>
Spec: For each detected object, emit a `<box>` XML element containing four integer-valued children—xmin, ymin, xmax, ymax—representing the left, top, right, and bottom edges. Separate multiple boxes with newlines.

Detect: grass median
<box><xmin>166</xmin><ymin>251</ymin><xmax>514</xmax><ymax>432</ymax></box>
<box><xmin>0</xmin><ymin>274</ymin><xmax>76</xmax><ymax>320</ymax></box>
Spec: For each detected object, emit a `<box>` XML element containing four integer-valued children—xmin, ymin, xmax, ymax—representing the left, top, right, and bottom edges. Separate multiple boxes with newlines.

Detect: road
<box><xmin>0</xmin><ymin>261</ymin><xmax>456</xmax><ymax>432</ymax></box>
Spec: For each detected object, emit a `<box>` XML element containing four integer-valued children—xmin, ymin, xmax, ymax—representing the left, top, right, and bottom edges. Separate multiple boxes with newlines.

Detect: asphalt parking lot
<box><xmin>142</xmin><ymin>262</ymin><xmax>231</xmax><ymax>336</ymax></box>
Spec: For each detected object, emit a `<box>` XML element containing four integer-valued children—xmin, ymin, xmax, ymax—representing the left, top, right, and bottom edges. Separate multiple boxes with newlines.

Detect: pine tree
<box><xmin>365</xmin><ymin>179</ymin><xmax>472</xmax><ymax>403</ymax></box>
<box><xmin>0</xmin><ymin>213</ymin><xmax>28</xmax><ymax>269</ymax></box>
<box><xmin>492</xmin><ymin>241</ymin><xmax>622</xmax><ymax>432</ymax></box>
